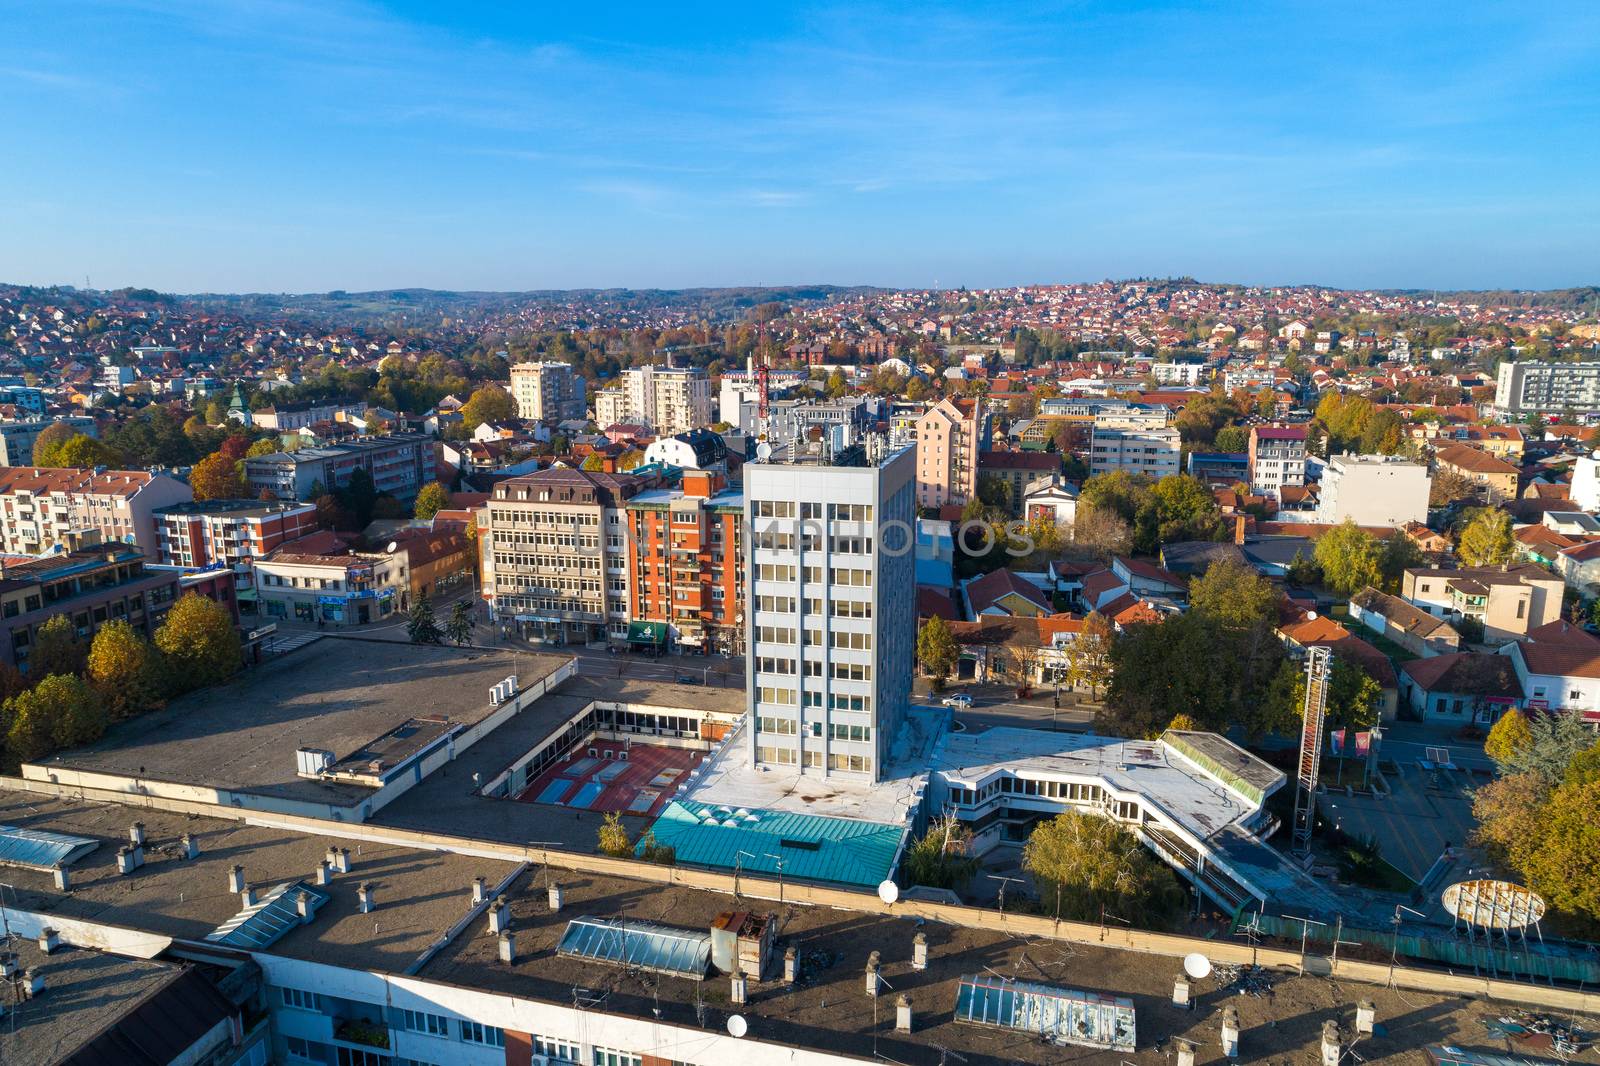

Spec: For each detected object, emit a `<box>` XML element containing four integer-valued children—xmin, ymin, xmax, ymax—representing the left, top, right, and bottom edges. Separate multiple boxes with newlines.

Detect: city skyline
<box><xmin>3</xmin><ymin>1</ymin><xmax>1597</xmax><ymax>294</ymax></box>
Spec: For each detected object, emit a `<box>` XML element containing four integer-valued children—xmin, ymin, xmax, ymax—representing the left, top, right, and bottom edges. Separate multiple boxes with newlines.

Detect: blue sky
<box><xmin>1</xmin><ymin>1</ymin><xmax>1596</xmax><ymax>293</ymax></box>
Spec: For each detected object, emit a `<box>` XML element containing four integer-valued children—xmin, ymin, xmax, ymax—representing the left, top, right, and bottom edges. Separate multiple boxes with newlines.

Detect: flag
<box><xmin>1330</xmin><ymin>729</ymin><xmax>1346</xmax><ymax>757</ymax></box>
<box><xmin>1354</xmin><ymin>731</ymin><xmax>1372</xmax><ymax>757</ymax></box>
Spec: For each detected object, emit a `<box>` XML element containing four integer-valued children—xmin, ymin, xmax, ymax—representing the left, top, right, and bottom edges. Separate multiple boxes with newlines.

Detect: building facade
<box><xmin>0</xmin><ymin>467</ymin><xmax>193</xmax><ymax>556</ymax></box>
<box><xmin>0</xmin><ymin>415</ymin><xmax>98</xmax><ymax>466</ymax></box>
<box><xmin>508</xmin><ymin>361</ymin><xmax>586</xmax><ymax>422</ymax></box>
<box><xmin>596</xmin><ymin>366</ymin><xmax>712</xmax><ymax>435</ymax></box>
<box><xmin>744</xmin><ymin>441</ymin><xmax>915</xmax><ymax>783</ymax></box>
<box><xmin>1088</xmin><ymin>425</ymin><xmax>1181</xmax><ymax>478</ymax></box>
<box><xmin>625</xmin><ymin>470</ymin><xmax>744</xmax><ymax>655</ymax></box>
<box><xmin>1247</xmin><ymin>425</ymin><xmax>1307</xmax><ymax>499</ymax></box>
<box><xmin>480</xmin><ymin>467</ymin><xmax>648</xmax><ymax>644</ymax></box>
<box><xmin>255</xmin><ymin>549</ymin><xmax>409</xmax><ymax>624</ymax></box>
<box><xmin>244</xmin><ymin>433</ymin><xmax>430</xmax><ymax>502</ymax></box>
<box><xmin>1494</xmin><ymin>360</ymin><xmax>1600</xmax><ymax>415</ymax></box>
<box><xmin>1313</xmin><ymin>454</ymin><xmax>1430</xmax><ymax>528</ymax></box>
<box><xmin>154</xmin><ymin>499</ymin><xmax>319</xmax><ymax>594</ymax></box>
<box><xmin>0</xmin><ymin>546</ymin><xmax>181</xmax><ymax>671</ymax></box>
<box><xmin>912</xmin><ymin>397</ymin><xmax>986</xmax><ymax>509</ymax></box>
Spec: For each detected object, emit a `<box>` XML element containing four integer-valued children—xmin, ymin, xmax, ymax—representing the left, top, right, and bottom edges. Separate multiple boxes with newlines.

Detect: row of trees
<box><xmin>2</xmin><ymin>594</ymin><xmax>240</xmax><ymax>765</ymax></box>
<box><xmin>1476</xmin><ymin>710</ymin><xmax>1600</xmax><ymax>935</ymax></box>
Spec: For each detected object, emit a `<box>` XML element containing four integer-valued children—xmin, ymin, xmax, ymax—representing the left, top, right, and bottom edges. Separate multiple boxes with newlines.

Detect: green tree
<box><xmin>407</xmin><ymin>595</ymin><xmax>443</xmax><ymax>644</ymax></box>
<box><xmin>1523</xmin><ymin>776</ymin><xmax>1600</xmax><ymax>935</ymax></box>
<box><xmin>29</xmin><ymin>614</ymin><xmax>85</xmax><ymax>678</ymax></box>
<box><xmin>244</xmin><ymin>438</ymin><xmax>280</xmax><ymax>459</ymax></box>
<box><xmin>340</xmin><ymin>468</ymin><xmax>378</xmax><ymax>527</ymax></box>
<box><xmin>1378</xmin><ymin>533</ymin><xmax>1424</xmax><ymax>592</ymax></box>
<box><xmin>1457</xmin><ymin>508</ymin><xmax>1515</xmax><ymax>567</ymax></box>
<box><xmin>55</xmin><ymin>434</ymin><xmax>121</xmax><ymax>468</ymax></box>
<box><xmin>189</xmin><ymin>451</ymin><xmax>247</xmax><ymax>500</ymax></box>
<box><xmin>445</xmin><ymin>601</ymin><xmax>473</xmax><ymax>645</ymax></box>
<box><xmin>1484</xmin><ymin>707</ymin><xmax>1534</xmax><ymax>767</ymax></box>
<box><xmin>1313</xmin><ymin>520</ymin><xmax>1383</xmax><ymax>597</ymax></box>
<box><xmin>1144</xmin><ymin>474</ymin><xmax>1224</xmax><ymax>548</ymax></box>
<box><xmin>580</xmin><ymin>453</ymin><xmax>607</xmax><ymax>471</ymax></box>
<box><xmin>1022</xmin><ymin>810</ymin><xmax>1184</xmax><ymax>927</ymax></box>
<box><xmin>3</xmin><ymin>675</ymin><xmax>106</xmax><ymax>761</ymax></box>
<box><xmin>1472</xmin><ymin>771</ymin><xmax>1547</xmax><ymax>875</ymax></box>
<box><xmin>597</xmin><ymin>811</ymin><xmax>632</xmax><ymax>857</ymax></box>
<box><xmin>1286</xmin><ymin>549</ymin><xmax>1322</xmax><ymax>587</ymax></box>
<box><xmin>153</xmin><ymin>593</ymin><xmax>241</xmax><ymax>691</ymax></box>
<box><xmin>916</xmin><ymin>616</ymin><xmax>958</xmax><ymax>684</ymax></box>
<box><xmin>903</xmin><ymin>815</ymin><xmax>980</xmax><ymax>890</ymax></box>
<box><xmin>86</xmin><ymin>620</ymin><xmax>164</xmax><ymax>720</ymax></box>
<box><xmin>1078</xmin><ymin>470</ymin><xmax>1153</xmax><ymax>526</ymax></box>
<box><xmin>1501</xmin><ymin>710</ymin><xmax>1596</xmax><ymax>787</ymax></box>
<box><xmin>1212</xmin><ymin>425</ymin><xmax>1249</xmax><ymax>453</ymax></box>
<box><xmin>29</xmin><ymin>422</ymin><xmax>78</xmax><ymax>467</ymax></box>
<box><xmin>1065</xmin><ymin>611</ymin><xmax>1114</xmax><ymax>699</ymax></box>
<box><xmin>460</xmin><ymin>385</ymin><xmax>516</xmax><ymax>429</ymax></box>
<box><xmin>414</xmin><ymin>481</ymin><xmax>450</xmax><ymax>520</ymax></box>
<box><xmin>1188</xmin><ymin>558</ymin><xmax>1275</xmax><ymax>630</ymax></box>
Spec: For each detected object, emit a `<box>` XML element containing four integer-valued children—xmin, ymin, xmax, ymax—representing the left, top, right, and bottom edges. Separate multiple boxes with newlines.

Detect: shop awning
<box><xmin>628</xmin><ymin>620</ymin><xmax>669</xmax><ymax>646</ymax></box>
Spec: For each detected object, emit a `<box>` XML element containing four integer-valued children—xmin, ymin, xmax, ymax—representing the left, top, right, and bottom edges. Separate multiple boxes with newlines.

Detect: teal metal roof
<box><xmin>207</xmin><ymin>881</ymin><xmax>329</xmax><ymax>949</ymax></box>
<box><xmin>641</xmin><ymin>800</ymin><xmax>905</xmax><ymax>888</ymax></box>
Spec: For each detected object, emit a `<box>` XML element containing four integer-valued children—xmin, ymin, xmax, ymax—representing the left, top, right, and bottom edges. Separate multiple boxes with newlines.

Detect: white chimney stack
<box><xmin>358</xmin><ymin>882</ymin><xmax>374</xmax><ymax>913</ymax></box>
<box><xmin>1175</xmin><ymin>1037</ymin><xmax>1197</xmax><ymax>1066</ymax></box>
<box><xmin>1356</xmin><ymin>1000</ymin><xmax>1376</xmax><ymax>1036</ymax></box>
<box><xmin>1321</xmin><ymin>1021</ymin><xmax>1343</xmax><ymax>1066</ymax></box>
<box><xmin>1172</xmin><ymin>973</ymin><xmax>1191</xmax><ymax>1009</ymax></box>
<box><xmin>472</xmin><ymin>877</ymin><xmax>487</xmax><ymax>905</ymax></box>
<box><xmin>783</xmin><ymin>946</ymin><xmax>797</xmax><ymax>984</ymax></box>
<box><xmin>912</xmin><ymin>932</ymin><xmax>927</xmax><ymax>971</ymax></box>
<box><xmin>334</xmin><ymin>848</ymin><xmax>351</xmax><ymax>874</ymax></box>
<box><xmin>128</xmin><ymin>822</ymin><xmax>145</xmax><ymax>846</ymax></box>
<box><xmin>295</xmin><ymin>890</ymin><xmax>314</xmax><ymax>923</ymax></box>
<box><xmin>116</xmin><ymin>847</ymin><xmax>137</xmax><ymax>875</ymax></box>
<box><xmin>36</xmin><ymin>929</ymin><xmax>58</xmax><ymax>955</ymax></box>
<box><xmin>730</xmin><ymin>972</ymin><xmax>747</xmax><ymax>1005</ymax></box>
<box><xmin>498</xmin><ymin>931</ymin><xmax>516</xmax><ymax>964</ymax></box>
<box><xmin>23</xmin><ymin>969</ymin><xmax>44</xmax><ymax>999</ymax></box>
<box><xmin>864</xmin><ymin>951</ymin><xmax>881</xmax><ymax>997</ymax></box>
<box><xmin>548</xmin><ymin>883</ymin><xmax>562</xmax><ymax>912</ymax></box>
<box><xmin>0</xmin><ymin>953</ymin><xmax>21</xmax><ymax>978</ymax></box>
<box><xmin>488</xmin><ymin>896</ymin><xmax>509</xmax><ymax>934</ymax></box>
<box><xmin>895</xmin><ymin>994</ymin><xmax>912</xmax><ymax>1033</ymax></box>
<box><xmin>241</xmin><ymin>885</ymin><xmax>258</xmax><ymax>907</ymax></box>
<box><xmin>1221</xmin><ymin>1008</ymin><xmax>1241</xmax><ymax>1058</ymax></box>
<box><xmin>228</xmin><ymin>865</ymin><xmax>246</xmax><ymax>894</ymax></box>
<box><xmin>315</xmin><ymin>860</ymin><xmax>331</xmax><ymax>886</ymax></box>
<box><xmin>51</xmin><ymin>867</ymin><xmax>69</xmax><ymax>892</ymax></box>
<box><xmin>181</xmin><ymin>833</ymin><xmax>198</xmax><ymax>860</ymax></box>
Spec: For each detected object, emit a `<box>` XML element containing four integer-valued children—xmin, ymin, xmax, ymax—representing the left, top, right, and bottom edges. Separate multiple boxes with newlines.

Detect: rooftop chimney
<box><xmin>1355</xmin><ymin>1000</ymin><xmax>1377</xmax><ymax>1037</ymax></box>
<box><xmin>498</xmin><ymin>931</ymin><xmax>516</xmax><ymax>964</ymax></box>
<box><xmin>334</xmin><ymin>848</ymin><xmax>351</xmax><ymax>874</ymax></box>
<box><xmin>128</xmin><ymin>822</ymin><xmax>145</xmax><ymax>846</ymax></box>
<box><xmin>51</xmin><ymin>867</ymin><xmax>69</xmax><ymax>892</ymax></box>
<box><xmin>36</xmin><ymin>929</ymin><xmax>58</xmax><ymax>956</ymax></box>
<box><xmin>1172</xmin><ymin>973</ymin><xmax>1191</xmax><ymax>1009</ymax></box>
<box><xmin>0</xmin><ymin>953</ymin><xmax>20</xmax><ymax>978</ymax></box>
<box><xmin>228</xmin><ymin>865</ymin><xmax>246</xmax><ymax>894</ymax></box>
<box><xmin>1221</xmin><ymin>1008</ymin><xmax>1241</xmax><ymax>1059</ymax></box>
<box><xmin>295</xmin><ymin>890</ymin><xmax>314</xmax><ymax>923</ymax></box>
<box><xmin>783</xmin><ymin>945</ymin><xmax>797</xmax><ymax>985</ymax></box>
<box><xmin>895</xmin><ymin>994</ymin><xmax>912</xmax><ymax>1033</ymax></box>
<box><xmin>241</xmin><ymin>885</ymin><xmax>258</xmax><ymax>908</ymax></box>
<box><xmin>864</xmin><ymin>951</ymin><xmax>881</xmax><ymax>997</ymax></box>
<box><xmin>911</xmin><ymin>932</ymin><xmax>927</xmax><ymax>971</ymax></box>
<box><xmin>358</xmin><ymin>882</ymin><xmax>374</xmax><ymax>914</ymax></box>
<box><xmin>471</xmin><ymin>877</ymin><xmax>487</xmax><ymax>905</ymax></box>
<box><xmin>730</xmin><ymin>972</ymin><xmax>748</xmax><ymax>1005</ymax></box>
<box><xmin>1321</xmin><ymin>1021</ymin><xmax>1343</xmax><ymax>1066</ymax></box>
<box><xmin>180</xmin><ymin>833</ymin><xmax>198</xmax><ymax>860</ymax></box>
<box><xmin>1175</xmin><ymin>1037</ymin><xmax>1197</xmax><ymax>1066</ymax></box>
<box><xmin>548</xmin><ymin>883</ymin><xmax>562</xmax><ymax>912</ymax></box>
<box><xmin>116</xmin><ymin>846</ymin><xmax>138</xmax><ymax>875</ymax></box>
<box><xmin>487</xmin><ymin>896</ymin><xmax>510</xmax><ymax>935</ymax></box>
<box><xmin>23</xmin><ymin>969</ymin><xmax>44</xmax><ymax>999</ymax></box>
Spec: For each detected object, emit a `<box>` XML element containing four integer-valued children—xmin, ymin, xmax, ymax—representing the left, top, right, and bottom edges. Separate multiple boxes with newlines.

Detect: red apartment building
<box><xmin>154</xmin><ymin>499</ymin><xmax>319</xmax><ymax>597</ymax></box>
<box><xmin>624</xmin><ymin>470</ymin><xmax>743</xmax><ymax>655</ymax></box>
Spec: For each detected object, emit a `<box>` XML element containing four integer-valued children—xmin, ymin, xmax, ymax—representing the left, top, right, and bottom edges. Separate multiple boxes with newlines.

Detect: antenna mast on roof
<box><xmin>756</xmin><ymin>319</ymin><xmax>772</xmax><ymax>439</ymax></box>
<box><xmin>1292</xmin><ymin>645</ymin><xmax>1332</xmax><ymax>856</ymax></box>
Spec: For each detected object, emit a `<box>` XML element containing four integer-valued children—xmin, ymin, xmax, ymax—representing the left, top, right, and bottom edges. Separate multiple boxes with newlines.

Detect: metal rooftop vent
<box><xmin>206</xmin><ymin>880</ymin><xmax>330</xmax><ymax>949</ymax></box>
<box><xmin>556</xmin><ymin>915</ymin><xmax>711</xmax><ymax>980</ymax></box>
<box><xmin>954</xmin><ymin>974</ymin><xmax>1136</xmax><ymax>1051</ymax></box>
<box><xmin>0</xmin><ymin>825</ymin><xmax>99</xmax><ymax>872</ymax></box>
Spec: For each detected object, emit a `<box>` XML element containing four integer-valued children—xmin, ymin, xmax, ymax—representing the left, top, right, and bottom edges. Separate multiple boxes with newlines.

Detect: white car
<box><xmin>941</xmin><ymin>693</ymin><xmax>973</xmax><ymax>709</ymax></box>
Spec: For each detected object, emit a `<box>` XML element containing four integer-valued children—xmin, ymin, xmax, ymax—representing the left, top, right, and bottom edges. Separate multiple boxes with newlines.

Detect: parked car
<box><xmin>676</xmin><ymin>674</ymin><xmax>702</xmax><ymax>686</ymax></box>
<box><xmin>941</xmin><ymin>693</ymin><xmax>973</xmax><ymax>709</ymax></box>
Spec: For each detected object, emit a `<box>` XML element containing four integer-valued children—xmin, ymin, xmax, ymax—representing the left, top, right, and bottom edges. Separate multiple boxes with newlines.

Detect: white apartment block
<box><xmin>1151</xmin><ymin>361</ymin><xmax>1206</xmax><ymax>387</ymax></box>
<box><xmin>1314</xmin><ymin>454</ymin><xmax>1431</xmax><ymax>528</ymax></box>
<box><xmin>597</xmin><ymin>365</ymin><xmax>712</xmax><ymax>435</ymax></box>
<box><xmin>1495</xmin><ymin>360</ymin><xmax>1600</xmax><ymax>414</ymax></box>
<box><xmin>1088</xmin><ymin>426</ymin><xmax>1181</xmax><ymax>478</ymax></box>
<box><xmin>0</xmin><ymin>415</ymin><xmax>97</xmax><ymax>466</ymax></box>
<box><xmin>1247</xmin><ymin>426</ymin><xmax>1307</xmax><ymax>499</ymax></box>
<box><xmin>744</xmin><ymin>442</ymin><xmax>915</xmax><ymax>784</ymax></box>
<box><xmin>508</xmin><ymin>361</ymin><xmax>586</xmax><ymax>422</ymax></box>
<box><xmin>0</xmin><ymin>467</ymin><xmax>193</xmax><ymax>556</ymax></box>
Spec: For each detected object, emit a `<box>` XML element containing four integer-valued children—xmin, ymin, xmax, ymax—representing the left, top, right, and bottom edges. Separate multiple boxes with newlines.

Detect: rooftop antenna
<box><xmin>1292</xmin><ymin>645</ymin><xmax>1332</xmax><ymax>856</ymax></box>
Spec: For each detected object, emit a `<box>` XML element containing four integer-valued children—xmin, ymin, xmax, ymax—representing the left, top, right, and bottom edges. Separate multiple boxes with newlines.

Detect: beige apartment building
<box><xmin>913</xmin><ymin>396</ymin><xmax>988</xmax><ymax>509</ymax></box>
<box><xmin>1402</xmin><ymin>563</ymin><xmax>1563</xmax><ymax>643</ymax></box>
<box><xmin>508</xmin><ymin>361</ymin><xmax>586</xmax><ymax>422</ymax></box>
<box><xmin>0</xmin><ymin>467</ymin><xmax>193</xmax><ymax>557</ymax></box>
<box><xmin>479</xmin><ymin>467</ymin><xmax>652</xmax><ymax>644</ymax></box>
<box><xmin>593</xmin><ymin>365</ymin><xmax>711</xmax><ymax>435</ymax></box>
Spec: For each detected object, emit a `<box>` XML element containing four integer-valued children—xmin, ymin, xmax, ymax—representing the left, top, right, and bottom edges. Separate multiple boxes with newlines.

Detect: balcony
<box><xmin>333</xmin><ymin>1018</ymin><xmax>390</xmax><ymax>1050</ymax></box>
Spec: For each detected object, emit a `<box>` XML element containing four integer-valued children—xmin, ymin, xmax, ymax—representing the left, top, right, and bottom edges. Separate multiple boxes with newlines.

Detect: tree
<box><xmin>244</xmin><ymin>438</ymin><xmax>280</xmax><ymax>459</ymax></box>
<box><xmin>1069</xmin><ymin>507</ymin><xmax>1132</xmax><ymax>558</ymax></box>
<box><xmin>29</xmin><ymin>614</ymin><xmax>85</xmax><ymax>679</ymax></box>
<box><xmin>1313</xmin><ymin>520</ymin><xmax>1383</xmax><ymax>597</ymax></box>
<box><xmin>86</xmin><ymin>621</ymin><xmax>164</xmax><ymax>720</ymax></box>
<box><xmin>3</xmin><ymin>675</ymin><xmax>106</xmax><ymax>761</ymax></box>
<box><xmin>1188</xmin><ymin>558</ymin><xmax>1275</xmax><ymax>631</ymax></box>
<box><xmin>1457</xmin><ymin>507</ymin><xmax>1515</xmax><ymax>567</ymax></box>
<box><xmin>1022</xmin><ymin>810</ymin><xmax>1184</xmax><ymax>927</ymax></box>
<box><xmin>1522</xmin><ymin>776</ymin><xmax>1600</xmax><ymax>935</ymax></box>
<box><xmin>1286</xmin><ymin>549</ymin><xmax>1322</xmax><ymax>587</ymax></box>
<box><xmin>903</xmin><ymin>815</ymin><xmax>979</xmax><ymax>890</ymax></box>
<box><xmin>1500</xmin><ymin>710</ymin><xmax>1596</xmax><ymax>787</ymax></box>
<box><xmin>1212</xmin><ymin>425</ymin><xmax>1249</xmax><ymax>453</ymax></box>
<box><xmin>414</xmin><ymin>481</ymin><xmax>450</xmax><ymax>520</ymax></box>
<box><xmin>1378</xmin><ymin>533</ymin><xmax>1424</xmax><ymax>592</ymax></box>
<box><xmin>917</xmin><ymin>616</ymin><xmax>958</xmax><ymax>685</ymax></box>
<box><xmin>153</xmin><ymin>592</ymin><xmax>241</xmax><ymax>691</ymax></box>
<box><xmin>340</xmin><ymin>468</ymin><xmax>378</xmax><ymax>527</ymax></box>
<box><xmin>314</xmin><ymin>493</ymin><xmax>349</xmax><ymax>531</ymax></box>
<box><xmin>445</xmin><ymin>601</ymin><xmax>473</xmax><ymax>645</ymax></box>
<box><xmin>1484</xmin><ymin>707</ymin><xmax>1534</xmax><ymax>766</ymax></box>
<box><xmin>407</xmin><ymin>595</ymin><xmax>443</xmax><ymax>644</ymax></box>
<box><xmin>1430</xmin><ymin>467</ymin><xmax>1478</xmax><ymax>508</ymax></box>
<box><xmin>1473</xmin><ymin>771</ymin><xmax>1548</xmax><ymax>874</ymax></box>
<box><xmin>460</xmin><ymin>385</ymin><xmax>516</xmax><ymax>429</ymax></box>
<box><xmin>29</xmin><ymin>422</ymin><xmax>78</xmax><ymax>467</ymax></box>
<box><xmin>1065</xmin><ymin>612</ymin><xmax>1114</xmax><ymax>700</ymax></box>
<box><xmin>189</xmin><ymin>451</ymin><xmax>247</xmax><ymax>500</ymax></box>
<box><xmin>55</xmin><ymin>434</ymin><xmax>120</xmax><ymax>468</ymax></box>
<box><xmin>597</xmin><ymin>811</ymin><xmax>632</xmax><ymax>857</ymax></box>
<box><xmin>1144</xmin><ymin>474</ymin><xmax>1224</xmax><ymax>548</ymax></box>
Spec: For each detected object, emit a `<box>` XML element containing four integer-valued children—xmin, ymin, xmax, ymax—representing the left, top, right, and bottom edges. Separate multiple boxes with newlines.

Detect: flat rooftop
<box><xmin>935</xmin><ymin>728</ymin><xmax>1271</xmax><ymax>841</ymax></box>
<box><xmin>677</xmin><ymin>706</ymin><xmax>944</xmax><ymax>825</ymax></box>
<box><xmin>0</xmin><ymin>787</ymin><xmax>521</xmax><ymax>973</ymax></box>
<box><xmin>0</xmin><ymin>937</ymin><xmax>177</xmax><ymax>1066</ymax></box>
<box><xmin>34</xmin><ymin>638</ymin><xmax>570</xmax><ymax>804</ymax></box>
<box><xmin>419</xmin><ymin>867</ymin><xmax>1503</xmax><ymax>1066</ymax></box>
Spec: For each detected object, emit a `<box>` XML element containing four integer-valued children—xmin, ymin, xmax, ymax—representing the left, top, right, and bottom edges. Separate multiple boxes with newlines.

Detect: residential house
<box><xmin>1500</xmin><ymin>625</ymin><xmax>1600</xmax><ymax>720</ymax></box>
<box><xmin>1399</xmin><ymin>652</ymin><xmax>1522</xmax><ymax>724</ymax></box>
<box><xmin>0</xmin><ymin>467</ymin><xmax>193</xmax><ymax>557</ymax></box>
<box><xmin>961</xmin><ymin>567</ymin><xmax>1053</xmax><ymax>618</ymax></box>
<box><xmin>1348</xmin><ymin>587</ymin><xmax>1462</xmax><ymax>657</ymax></box>
<box><xmin>1433</xmin><ymin>443</ymin><xmax>1520</xmax><ymax>503</ymax></box>
<box><xmin>977</xmin><ymin>450</ymin><xmax>1059</xmax><ymax>517</ymax></box>
<box><xmin>912</xmin><ymin>397</ymin><xmax>988</xmax><ymax>509</ymax></box>
<box><xmin>1401</xmin><ymin>564</ymin><xmax>1563</xmax><ymax>643</ymax></box>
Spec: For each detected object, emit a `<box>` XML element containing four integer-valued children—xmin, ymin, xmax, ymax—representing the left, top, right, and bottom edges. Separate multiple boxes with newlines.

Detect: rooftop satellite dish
<box><xmin>385</xmin><ymin>541</ymin><xmax>398</xmax><ymax>554</ymax></box>
<box><xmin>1183</xmin><ymin>952</ymin><xmax>1212</xmax><ymax>980</ymax></box>
<box><xmin>877</xmin><ymin>880</ymin><xmax>900</xmax><ymax>905</ymax></box>
<box><xmin>755</xmin><ymin>441</ymin><xmax>773</xmax><ymax>462</ymax></box>
<box><xmin>727</xmin><ymin>1014</ymin><xmax>748</xmax><ymax>1038</ymax></box>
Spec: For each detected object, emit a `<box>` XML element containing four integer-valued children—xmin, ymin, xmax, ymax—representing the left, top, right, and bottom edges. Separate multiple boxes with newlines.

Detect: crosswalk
<box><xmin>260</xmin><ymin>632</ymin><xmax>322</xmax><ymax>657</ymax></box>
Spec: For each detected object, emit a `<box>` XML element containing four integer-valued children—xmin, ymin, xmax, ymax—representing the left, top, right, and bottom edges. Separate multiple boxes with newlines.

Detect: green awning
<box><xmin>628</xmin><ymin>620</ymin><xmax>668</xmax><ymax>645</ymax></box>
